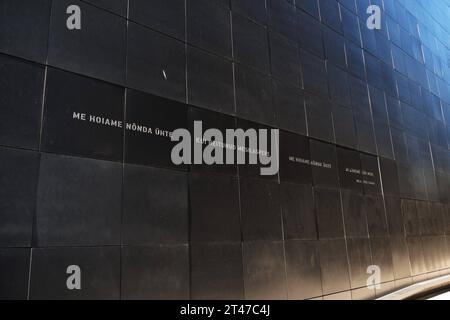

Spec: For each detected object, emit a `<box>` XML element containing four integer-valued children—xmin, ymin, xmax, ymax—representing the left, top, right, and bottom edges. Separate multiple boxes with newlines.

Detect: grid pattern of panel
<box><xmin>1</xmin><ymin>0</ymin><xmax>450</xmax><ymax>300</ymax></box>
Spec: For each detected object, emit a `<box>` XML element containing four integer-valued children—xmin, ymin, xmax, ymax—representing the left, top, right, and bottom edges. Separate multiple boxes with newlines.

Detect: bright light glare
<box><xmin>427</xmin><ymin>292</ymin><xmax>450</xmax><ymax>300</ymax></box>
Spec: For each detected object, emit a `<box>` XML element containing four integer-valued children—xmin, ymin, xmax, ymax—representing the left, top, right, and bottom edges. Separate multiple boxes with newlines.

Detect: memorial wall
<box><xmin>1</xmin><ymin>0</ymin><xmax>450</xmax><ymax>300</ymax></box>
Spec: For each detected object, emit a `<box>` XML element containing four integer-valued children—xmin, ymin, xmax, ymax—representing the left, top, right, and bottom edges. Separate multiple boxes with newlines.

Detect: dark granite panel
<box><xmin>235</xmin><ymin>65</ymin><xmax>275</xmax><ymax>126</ymax></box>
<box><xmin>127</xmin><ymin>22</ymin><xmax>186</xmax><ymax>102</ymax></box>
<box><xmin>310</xmin><ymin>139</ymin><xmax>339</xmax><ymax>189</ymax></box>
<box><xmin>273</xmin><ymin>80</ymin><xmax>307</xmax><ymax>135</ymax></box>
<box><xmin>269</xmin><ymin>32</ymin><xmax>301</xmax><ymax>86</ymax></box>
<box><xmin>191</xmin><ymin>243</ymin><xmax>244</xmax><ymax>300</ymax></box>
<box><xmin>124</xmin><ymin>89</ymin><xmax>187</xmax><ymax>169</ymax></box>
<box><xmin>0</xmin><ymin>55</ymin><xmax>45</xmax><ymax>150</ymax></box>
<box><xmin>285</xmin><ymin>240</ymin><xmax>322</xmax><ymax>299</ymax></box>
<box><xmin>30</xmin><ymin>247</ymin><xmax>120</xmax><ymax>300</ymax></box>
<box><xmin>129</xmin><ymin>0</ymin><xmax>185</xmax><ymax>40</ymax></box>
<box><xmin>84</xmin><ymin>0</ymin><xmax>127</xmax><ymax>16</ymax></box>
<box><xmin>319</xmin><ymin>239</ymin><xmax>351</xmax><ymax>295</ymax></box>
<box><xmin>281</xmin><ymin>183</ymin><xmax>317</xmax><ymax>240</ymax></box>
<box><xmin>240</xmin><ymin>178</ymin><xmax>282</xmax><ymax>241</ymax></box>
<box><xmin>0</xmin><ymin>248</ymin><xmax>30</xmax><ymax>300</ymax></box>
<box><xmin>279</xmin><ymin>131</ymin><xmax>312</xmax><ymax>185</ymax></box>
<box><xmin>231</xmin><ymin>0</ymin><xmax>267</xmax><ymax>24</ymax></box>
<box><xmin>187</xmin><ymin>0</ymin><xmax>231</xmax><ymax>58</ymax></box>
<box><xmin>341</xmin><ymin>190</ymin><xmax>368</xmax><ymax>238</ymax></box>
<box><xmin>315</xmin><ymin>188</ymin><xmax>344</xmax><ymax>239</ymax></box>
<box><xmin>121</xmin><ymin>245</ymin><xmax>189</xmax><ymax>299</ymax></box>
<box><xmin>190</xmin><ymin>173</ymin><xmax>241</xmax><ymax>243</ymax></box>
<box><xmin>0</xmin><ymin>0</ymin><xmax>51</xmax><ymax>63</ymax></box>
<box><xmin>123</xmin><ymin>165</ymin><xmax>188</xmax><ymax>245</ymax></box>
<box><xmin>243</xmin><ymin>241</ymin><xmax>287</xmax><ymax>299</ymax></box>
<box><xmin>187</xmin><ymin>46</ymin><xmax>234</xmax><ymax>115</ymax></box>
<box><xmin>35</xmin><ymin>154</ymin><xmax>122</xmax><ymax>246</ymax></box>
<box><xmin>48</xmin><ymin>0</ymin><xmax>126</xmax><ymax>84</ymax></box>
<box><xmin>0</xmin><ymin>148</ymin><xmax>40</xmax><ymax>247</ymax></box>
<box><xmin>233</xmin><ymin>13</ymin><xmax>269</xmax><ymax>73</ymax></box>
<box><xmin>346</xmin><ymin>238</ymin><xmax>373</xmax><ymax>288</ymax></box>
<box><xmin>42</xmin><ymin>68</ymin><xmax>124</xmax><ymax>162</ymax></box>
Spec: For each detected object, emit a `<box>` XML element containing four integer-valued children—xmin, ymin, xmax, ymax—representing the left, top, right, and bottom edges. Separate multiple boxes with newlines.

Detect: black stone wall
<box><xmin>1</xmin><ymin>0</ymin><xmax>450</xmax><ymax>300</ymax></box>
